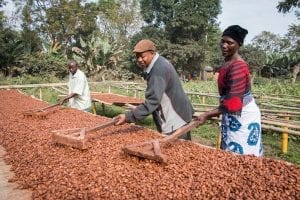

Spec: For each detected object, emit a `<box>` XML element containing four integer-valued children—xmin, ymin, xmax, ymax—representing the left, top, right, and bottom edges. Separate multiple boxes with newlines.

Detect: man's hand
<box><xmin>196</xmin><ymin>108</ymin><xmax>221</xmax><ymax>127</ymax></box>
<box><xmin>58</xmin><ymin>93</ymin><xmax>77</xmax><ymax>105</ymax></box>
<box><xmin>114</xmin><ymin>114</ymin><xmax>126</xmax><ymax>125</ymax></box>
<box><xmin>58</xmin><ymin>98</ymin><xmax>67</xmax><ymax>105</ymax></box>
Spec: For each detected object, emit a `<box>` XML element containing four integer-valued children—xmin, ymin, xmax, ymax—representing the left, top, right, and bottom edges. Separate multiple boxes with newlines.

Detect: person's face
<box><xmin>68</xmin><ymin>63</ymin><xmax>78</xmax><ymax>75</ymax></box>
<box><xmin>220</xmin><ymin>36</ymin><xmax>240</xmax><ymax>59</ymax></box>
<box><xmin>135</xmin><ymin>51</ymin><xmax>155</xmax><ymax>69</ymax></box>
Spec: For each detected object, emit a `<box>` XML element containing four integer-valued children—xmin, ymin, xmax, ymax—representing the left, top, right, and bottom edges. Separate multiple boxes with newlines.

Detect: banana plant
<box><xmin>71</xmin><ymin>34</ymin><xmax>124</xmax><ymax>79</ymax></box>
<box><xmin>263</xmin><ymin>52</ymin><xmax>300</xmax><ymax>77</ymax></box>
<box><xmin>42</xmin><ymin>40</ymin><xmax>62</xmax><ymax>54</ymax></box>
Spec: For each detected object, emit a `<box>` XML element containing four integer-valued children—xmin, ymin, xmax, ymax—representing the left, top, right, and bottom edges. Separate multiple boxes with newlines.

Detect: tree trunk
<box><xmin>292</xmin><ymin>64</ymin><xmax>300</xmax><ymax>83</ymax></box>
<box><xmin>251</xmin><ymin>71</ymin><xmax>257</xmax><ymax>86</ymax></box>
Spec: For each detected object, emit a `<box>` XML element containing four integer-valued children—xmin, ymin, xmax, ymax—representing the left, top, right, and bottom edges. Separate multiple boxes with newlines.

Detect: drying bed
<box><xmin>91</xmin><ymin>93</ymin><xmax>143</xmax><ymax>105</ymax></box>
<box><xmin>0</xmin><ymin>90</ymin><xmax>299</xmax><ymax>199</ymax></box>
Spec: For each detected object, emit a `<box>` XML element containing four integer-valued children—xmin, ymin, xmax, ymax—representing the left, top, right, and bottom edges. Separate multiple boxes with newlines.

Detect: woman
<box><xmin>197</xmin><ymin>25</ymin><xmax>263</xmax><ymax>156</ymax></box>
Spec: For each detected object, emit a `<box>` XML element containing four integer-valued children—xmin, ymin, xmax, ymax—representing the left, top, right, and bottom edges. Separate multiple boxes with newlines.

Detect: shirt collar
<box><xmin>144</xmin><ymin>53</ymin><xmax>159</xmax><ymax>74</ymax></box>
<box><xmin>70</xmin><ymin>69</ymin><xmax>80</xmax><ymax>78</ymax></box>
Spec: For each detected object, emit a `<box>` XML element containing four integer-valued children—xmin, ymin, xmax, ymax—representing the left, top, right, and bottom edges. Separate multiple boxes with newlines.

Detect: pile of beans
<box><xmin>0</xmin><ymin>90</ymin><xmax>299</xmax><ymax>199</ymax></box>
<box><xmin>91</xmin><ymin>93</ymin><xmax>143</xmax><ymax>104</ymax></box>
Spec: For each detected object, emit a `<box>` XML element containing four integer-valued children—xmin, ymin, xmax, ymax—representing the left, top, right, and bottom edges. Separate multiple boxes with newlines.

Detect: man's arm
<box><xmin>115</xmin><ymin>75</ymin><xmax>166</xmax><ymax>125</ymax></box>
<box><xmin>58</xmin><ymin>93</ymin><xmax>78</xmax><ymax>105</ymax></box>
<box><xmin>197</xmin><ymin>108</ymin><xmax>221</xmax><ymax>125</ymax></box>
<box><xmin>127</xmin><ymin>74</ymin><xmax>166</xmax><ymax>122</ymax></box>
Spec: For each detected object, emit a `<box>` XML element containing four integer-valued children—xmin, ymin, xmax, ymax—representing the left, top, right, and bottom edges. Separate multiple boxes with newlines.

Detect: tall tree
<box><xmin>95</xmin><ymin>0</ymin><xmax>142</xmax><ymax>67</ymax></box>
<box><xmin>0</xmin><ymin>0</ymin><xmax>24</xmax><ymax>76</ymax></box>
<box><xmin>0</xmin><ymin>0</ymin><xmax>5</xmax><ymax>27</ymax></box>
<box><xmin>96</xmin><ymin>0</ymin><xmax>142</xmax><ymax>41</ymax></box>
<box><xmin>65</xmin><ymin>0</ymin><xmax>141</xmax><ymax>79</ymax></box>
<box><xmin>277</xmin><ymin>0</ymin><xmax>300</xmax><ymax>81</ymax></box>
<box><xmin>240</xmin><ymin>44</ymin><xmax>267</xmax><ymax>81</ymax></box>
<box><xmin>137</xmin><ymin>0</ymin><xmax>221</xmax><ymax>78</ymax></box>
<box><xmin>276</xmin><ymin>0</ymin><xmax>300</xmax><ymax>52</ymax></box>
<box><xmin>0</xmin><ymin>28</ymin><xmax>24</xmax><ymax>76</ymax></box>
<box><xmin>251</xmin><ymin>31</ymin><xmax>290</xmax><ymax>54</ymax></box>
<box><xmin>13</xmin><ymin>0</ymin><xmax>98</xmax><ymax>50</ymax></box>
<box><xmin>277</xmin><ymin>0</ymin><xmax>300</xmax><ymax>17</ymax></box>
<box><xmin>251</xmin><ymin>31</ymin><xmax>299</xmax><ymax>78</ymax></box>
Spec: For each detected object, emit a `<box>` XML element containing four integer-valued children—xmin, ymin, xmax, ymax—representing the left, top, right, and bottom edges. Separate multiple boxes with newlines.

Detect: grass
<box><xmin>94</xmin><ymin>103</ymin><xmax>157</xmax><ymax>130</ymax></box>
<box><xmin>262</xmin><ymin>132</ymin><xmax>300</xmax><ymax>165</ymax></box>
<box><xmin>0</xmin><ymin>73</ymin><xmax>63</xmax><ymax>85</ymax></box>
<box><xmin>20</xmin><ymin>87</ymin><xmax>62</xmax><ymax>104</ymax></box>
<box><xmin>191</xmin><ymin>122</ymin><xmax>219</xmax><ymax>147</ymax></box>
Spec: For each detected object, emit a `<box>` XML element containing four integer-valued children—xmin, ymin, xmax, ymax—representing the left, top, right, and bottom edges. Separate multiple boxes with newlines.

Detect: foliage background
<box><xmin>0</xmin><ymin>0</ymin><xmax>298</xmax><ymax>81</ymax></box>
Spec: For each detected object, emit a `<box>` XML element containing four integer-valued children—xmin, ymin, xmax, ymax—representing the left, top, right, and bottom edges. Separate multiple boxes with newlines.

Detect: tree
<box><xmin>96</xmin><ymin>0</ymin><xmax>142</xmax><ymax>41</ymax></box>
<box><xmin>0</xmin><ymin>0</ymin><xmax>5</xmax><ymax>28</ymax></box>
<box><xmin>0</xmin><ymin>28</ymin><xmax>24</xmax><ymax>76</ymax></box>
<box><xmin>251</xmin><ymin>31</ymin><xmax>290</xmax><ymax>54</ymax></box>
<box><xmin>92</xmin><ymin>0</ymin><xmax>142</xmax><ymax>79</ymax></box>
<box><xmin>273</xmin><ymin>1</ymin><xmax>300</xmax><ymax>81</ymax></box>
<box><xmin>137</xmin><ymin>0</ymin><xmax>221</xmax><ymax>79</ymax></box>
<box><xmin>21</xmin><ymin>51</ymin><xmax>67</xmax><ymax>78</ymax></box>
<box><xmin>240</xmin><ymin>44</ymin><xmax>267</xmax><ymax>82</ymax></box>
<box><xmin>286</xmin><ymin>25</ymin><xmax>300</xmax><ymax>82</ymax></box>
<box><xmin>250</xmin><ymin>31</ymin><xmax>299</xmax><ymax>78</ymax></box>
<box><xmin>0</xmin><ymin>0</ymin><xmax>5</xmax><ymax>6</ymax></box>
<box><xmin>7</xmin><ymin>0</ymin><xmax>142</xmax><ymax>79</ymax></box>
<box><xmin>286</xmin><ymin>24</ymin><xmax>300</xmax><ymax>52</ymax></box>
<box><xmin>277</xmin><ymin>0</ymin><xmax>300</xmax><ymax>17</ymax></box>
<box><xmin>13</xmin><ymin>0</ymin><xmax>98</xmax><ymax>50</ymax></box>
<box><xmin>0</xmin><ymin>1</ymin><xmax>26</xmax><ymax>77</ymax></box>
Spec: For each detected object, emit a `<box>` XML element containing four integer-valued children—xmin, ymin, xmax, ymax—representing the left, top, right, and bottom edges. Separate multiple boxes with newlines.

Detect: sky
<box><xmin>218</xmin><ymin>0</ymin><xmax>299</xmax><ymax>44</ymax></box>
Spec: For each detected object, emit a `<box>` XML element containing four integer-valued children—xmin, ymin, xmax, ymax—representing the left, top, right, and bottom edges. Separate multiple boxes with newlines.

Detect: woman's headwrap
<box><xmin>222</xmin><ymin>25</ymin><xmax>248</xmax><ymax>46</ymax></box>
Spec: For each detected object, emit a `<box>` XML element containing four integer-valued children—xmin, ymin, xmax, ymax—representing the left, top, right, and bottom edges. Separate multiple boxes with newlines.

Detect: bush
<box><xmin>0</xmin><ymin>74</ymin><xmax>63</xmax><ymax>85</ymax></box>
<box><xmin>21</xmin><ymin>53</ymin><xmax>68</xmax><ymax>78</ymax></box>
<box><xmin>253</xmin><ymin>77</ymin><xmax>300</xmax><ymax>96</ymax></box>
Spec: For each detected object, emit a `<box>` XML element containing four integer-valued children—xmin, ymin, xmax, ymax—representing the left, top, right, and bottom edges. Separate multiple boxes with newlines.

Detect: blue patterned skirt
<box><xmin>221</xmin><ymin>99</ymin><xmax>263</xmax><ymax>156</ymax></box>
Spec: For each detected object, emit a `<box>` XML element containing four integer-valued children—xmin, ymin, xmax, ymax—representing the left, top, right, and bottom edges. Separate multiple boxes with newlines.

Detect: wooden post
<box><xmin>202</xmin><ymin>96</ymin><xmax>206</xmax><ymax>104</ymax></box>
<box><xmin>108</xmin><ymin>85</ymin><xmax>111</xmax><ymax>94</ymax></box>
<box><xmin>216</xmin><ymin>120</ymin><xmax>222</xmax><ymax>149</ymax></box>
<box><xmin>281</xmin><ymin>116</ymin><xmax>289</xmax><ymax>154</ymax></box>
<box><xmin>92</xmin><ymin>101</ymin><xmax>97</xmax><ymax>115</ymax></box>
<box><xmin>101</xmin><ymin>103</ymin><xmax>105</xmax><ymax>114</ymax></box>
<box><xmin>258</xmin><ymin>94</ymin><xmax>264</xmax><ymax>104</ymax></box>
<box><xmin>39</xmin><ymin>88</ymin><xmax>42</xmax><ymax>100</ymax></box>
<box><xmin>216</xmin><ymin>132</ymin><xmax>221</xmax><ymax>149</ymax></box>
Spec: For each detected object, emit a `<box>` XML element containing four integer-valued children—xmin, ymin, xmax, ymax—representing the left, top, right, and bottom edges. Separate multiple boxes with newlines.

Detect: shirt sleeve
<box><xmin>125</xmin><ymin>75</ymin><xmax>166</xmax><ymax>122</ymax></box>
